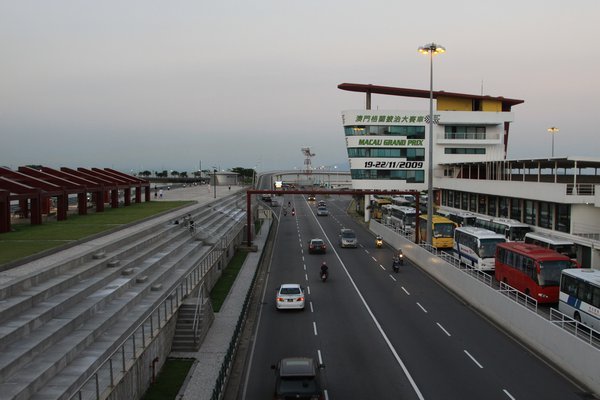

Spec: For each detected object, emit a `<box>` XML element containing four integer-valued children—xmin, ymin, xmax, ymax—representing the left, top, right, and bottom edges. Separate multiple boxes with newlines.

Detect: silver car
<box><xmin>339</xmin><ymin>228</ymin><xmax>358</xmax><ymax>248</ymax></box>
<box><xmin>275</xmin><ymin>284</ymin><xmax>305</xmax><ymax>310</ymax></box>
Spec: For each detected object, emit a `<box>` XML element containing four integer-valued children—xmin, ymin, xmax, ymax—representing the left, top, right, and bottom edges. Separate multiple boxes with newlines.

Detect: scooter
<box><xmin>375</xmin><ymin>236</ymin><xmax>383</xmax><ymax>248</ymax></box>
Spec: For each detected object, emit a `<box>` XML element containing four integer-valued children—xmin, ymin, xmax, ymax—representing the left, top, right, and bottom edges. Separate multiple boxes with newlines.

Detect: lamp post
<box><xmin>548</xmin><ymin>127</ymin><xmax>559</xmax><ymax>157</ymax></box>
<box><xmin>212</xmin><ymin>168</ymin><xmax>217</xmax><ymax>198</ymax></box>
<box><xmin>418</xmin><ymin>42</ymin><xmax>445</xmax><ymax>246</ymax></box>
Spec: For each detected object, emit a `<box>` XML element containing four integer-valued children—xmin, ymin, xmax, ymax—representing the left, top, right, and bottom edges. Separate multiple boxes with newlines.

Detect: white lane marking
<box><xmin>364</xmin><ymin>249</ymin><xmax>369</xmax><ymax>254</ymax></box>
<box><xmin>436</xmin><ymin>323</ymin><xmax>451</xmax><ymax>337</ymax></box>
<box><xmin>305</xmin><ymin>273</ymin><xmax>308</xmax><ymax>281</ymax></box>
<box><xmin>317</xmin><ymin>349</ymin><xmax>323</xmax><ymax>364</ymax></box>
<box><xmin>503</xmin><ymin>389</ymin><xmax>516</xmax><ymax>400</ymax></box>
<box><xmin>307</xmin><ymin>286</ymin><xmax>311</xmax><ymax>295</ymax></box>
<box><xmin>303</xmin><ymin>264</ymin><xmax>306</xmax><ymax>271</ymax></box>
<box><xmin>324</xmin><ymin>389</ymin><xmax>330</xmax><ymax>400</ymax></box>
<box><xmin>310</xmin><ymin>302</ymin><xmax>314</xmax><ymax>313</ymax></box>
<box><xmin>302</xmin><ymin>256</ymin><xmax>305</xmax><ymax>262</ymax></box>
<box><xmin>313</xmin><ymin>322</ymin><xmax>318</xmax><ymax>336</ymax></box>
<box><xmin>402</xmin><ymin>286</ymin><xmax>410</xmax><ymax>295</ymax></box>
<box><xmin>417</xmin><ymin>302</ymin><xmax>428</xmax><ymax>313</ymax></box>
<box><xmin>307</xmin><ymin>209</ymin><xmax>425</xmax><ymax>400</ymax></box>
<box><xmin>371</xmin><ymin>256</ymin><xmax>378</xmax><ymax>262</ymax></box>
<box><xmin>464</xmin><ymin>350</ymin><xmax>484</xmax><ymax>368</ymax></box>
<box><xmin>379</xmin><ymin>264</ymin><xmax>385</xmax><ymax>270</ymax></box>
<box><xmin>389</xmin><ymin>275</ymin><xmax>397</xmax><ymax>282</ymax></box>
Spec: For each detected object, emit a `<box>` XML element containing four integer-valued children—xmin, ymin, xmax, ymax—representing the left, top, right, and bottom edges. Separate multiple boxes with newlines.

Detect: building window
<box><xmin>478</xmin><ymin>195</ymin><xmax>486</xmax><ymax>214</ymax></box>
<box><xmin>444</xmin><ymin>126</ymin><xmax>487</xmax><ymax>139</ymax></box>
<box><xmin>524</xmin><ymin>200</ymin><xmax>536</xmax><ymax>225</ymax></box>
<box><xmin>539</xmin><ymin>202</ymin><xmax>553</xmax><ymax>229</ymax></box>
<box><xmin>499</xmin><ymin>197</ymin><xmax>509</xmax><ymax>218</ymax></box>
<box><xmin>510</xmin><ymin>198</ymin><xmax>522</xmax><ymax>221</ymax></box>
<box><xmin>461</xmin><ymin>192</ymin><xmax>469</xmax><ymax>210</ymax></box>
<box><xmin>344</xmin><ymin>125</ymin><xmax>425</xmax><ymax>138</ymax></box>
<box><xmin>469</xmin><ymin>193</ymin><xmax>477</xmax><ymax>212</ymax></box>
<box><xmin>444</xmin><ymin>148</ymin><xmax>486</xmax><ymax>154</ymax></box>
<box><xmin>347</xmin><ymin>148</ymin><xmax>425</xmax><ymax>160</ymax></box>
<box><xmin>488</xmin><ymin>196</ymin><xmax>497</xmax><ymax>217</ymax></box>
<box><xmin>453</xmin><ymin>191</ymin><xmax>461</xmax><ymax>208</ymax></box>
<box><xmin>350</xmin><ymin>169</ymin><xmax>424</xmax><ymax>183</ymax></box>
<box><xmin>555</xmin><ymin>204</ymin><xmax>571</xmax><ymax>233</ymax></box>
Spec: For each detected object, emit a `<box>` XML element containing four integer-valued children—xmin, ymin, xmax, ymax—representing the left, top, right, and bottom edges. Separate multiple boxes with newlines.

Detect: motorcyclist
<box><xmin>376</xmin><ymin>235</ymin><xmax>383</xmax><ymax>248</ymax></box>
<box><xmin>392</xmin><ymin>256</ymin><xmax>401</xmax><ymax>272</ymax></box>
<box><xmin>320</xmin><ymin>261</ymin><xmax>329</xmax><ymax>278</ymax></box>
<box><xmin>292</xmin><ymin>208</ymin><xmax>295</xmax><ymax>216</ymax></box>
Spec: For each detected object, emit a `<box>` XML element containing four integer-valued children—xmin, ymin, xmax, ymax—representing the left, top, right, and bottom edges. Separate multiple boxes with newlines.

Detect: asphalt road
<box><xmin>239</xmin><ymin>189</ymin><xmax>588</xmax><ymax>399</ymax></box>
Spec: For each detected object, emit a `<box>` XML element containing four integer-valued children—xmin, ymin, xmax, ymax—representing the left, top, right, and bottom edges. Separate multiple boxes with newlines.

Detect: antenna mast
<box><xmin>301</xmin><ymin>147</ymin><xmax>315</xmax><ymax>175</ymax></box>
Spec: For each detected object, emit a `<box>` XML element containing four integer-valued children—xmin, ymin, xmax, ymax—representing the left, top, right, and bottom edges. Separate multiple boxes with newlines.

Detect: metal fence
<box><xmin>549</xmin><ymin>308</ymin><xmax>600</xmax><ymax>350</ymax></box>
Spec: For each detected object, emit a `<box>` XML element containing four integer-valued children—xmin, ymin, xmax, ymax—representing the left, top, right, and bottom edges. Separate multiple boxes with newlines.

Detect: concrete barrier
<box><xmin>370</xmin><ymin>220</ymin><xmax>600</xmax><ymax>395</ymax></box>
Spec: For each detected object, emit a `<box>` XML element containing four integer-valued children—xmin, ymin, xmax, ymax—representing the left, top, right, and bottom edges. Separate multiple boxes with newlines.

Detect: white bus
<box><xmin>437</xmin><ymin>208</ymin><xmax>476</xmax><ymax>227</ymax></box>
<box><xmin>559</xmin><ymin>268</ymin><xmax>600</xmax><ymax>330</ymax></box>
<box><xmin>453</xmin><ymin>226</ymin><xmax>506</xmax><ymax>271</ymax></box>
<box><xmin>474</xmin><ymin>216</ymin><xmax>531</xmax><ymax>242</ymax></box>
<box><xmin>384</xmin><ymin>205</ymin><xmax>417</xmax><ymax>230</ymax></box>
<box><xmin>524</xmin><ymin>232</ymin><xmax>578</xmax><ymax>262</ymax></box>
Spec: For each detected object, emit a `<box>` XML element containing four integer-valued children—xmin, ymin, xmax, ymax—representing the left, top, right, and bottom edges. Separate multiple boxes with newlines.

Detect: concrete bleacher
<box><xmin>0</xmin><ymin>187</ymin><xmax>247</xmax><ymax>400</ymax></box>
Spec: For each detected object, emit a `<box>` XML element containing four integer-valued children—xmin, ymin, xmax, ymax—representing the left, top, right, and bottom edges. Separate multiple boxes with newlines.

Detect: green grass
<box><xmin>210</xmin><ymin>250</ymin><xmax>249</xmax><ymax>312</ymax></box>
<box><xmin>142</xmin><ymin>358</ymin><xmax>194</xmax><ymax>400</ymax></box>
<box><xmin>0</xmin><ymin>201</ymin><xmax>192</xmax><ymax>266</ymax></box>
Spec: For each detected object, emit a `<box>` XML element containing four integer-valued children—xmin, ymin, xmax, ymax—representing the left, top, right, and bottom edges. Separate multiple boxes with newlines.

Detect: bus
<box><xmin>495</xmin><ymin>242</ymin><xmax>576</xmax><ymax>303</ymax></box>
<box><xmin>559</xmin><ymin>268</ymin><xmax>600</xmax><ymax>329</ymax></box>
<box><xmin>524</xmin><ymin>232</ymin><xmax>578</xmax><ymax>262</ymax></box>
<box><xmin>475</xmin><ymin>216</ymin><xmax>531</xmax><ymax>241</ymax></box>
<box><xmin>391</xmin><ymin>194</ymin><xmax>415</xmax><ymax>206</ymax></box>
<box><xmin>371</xmin><ymin>197</ymin><xmax>392</xmax><ymax>220</ymax></box>
<box><xmin>453</xmin><ymin>227</ymin><xmax>506</xmax><ymax>271</ymax></box>
<box><xmin>418</xmin><ymin>215</ymin><xmax>457</xmax><ymax>249</ymax></box>
<box><xmin>385</xmin><ymin>205</ymin><xmax>417</xmax><ymax>230</ymax></box>
<box><xmin>437</xmin><ymin>208</ymin><xmax>476</xmax><ymax>227</ymax></box>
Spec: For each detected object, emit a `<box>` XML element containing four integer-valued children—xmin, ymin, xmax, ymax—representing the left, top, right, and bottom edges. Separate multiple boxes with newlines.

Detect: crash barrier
<box><xmin>370</xmin><ymin>220</ymin><xmax>600</xmax><ymax>395</ymax></box>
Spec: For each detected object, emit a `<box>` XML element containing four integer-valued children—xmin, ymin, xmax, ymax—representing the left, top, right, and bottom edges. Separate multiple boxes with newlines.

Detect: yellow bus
<box><xmin>418</xmin><ymin>215</ymin><xmax>457</xmax><ymax>249</ymax></box>
<box><xmin>371</xmin><ymin>197</ymin><xmax>392</xmax><ymax>220</ymax></box>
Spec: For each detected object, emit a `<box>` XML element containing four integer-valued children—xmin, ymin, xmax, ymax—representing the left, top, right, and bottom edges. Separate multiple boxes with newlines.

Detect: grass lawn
<box><xmin>142</xmin><ymin>358</ymin><xmax>195</xmax><ymax>400</ymax></box>
<box><xmin>210</xmin><ymin>250</ymin><xmax>249</xmax><ymax>312</ymax></box>
<box><xmin>0</xmin><ymin>201</ymin><xmax>191</xmax><ymax>266</ymax></box>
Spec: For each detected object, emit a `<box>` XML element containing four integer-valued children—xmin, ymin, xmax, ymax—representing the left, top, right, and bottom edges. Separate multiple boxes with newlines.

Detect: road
<box><xmin>240</xmin><ymin>188</ymin><xmax>587</xmax><ymax>399</ymax></box>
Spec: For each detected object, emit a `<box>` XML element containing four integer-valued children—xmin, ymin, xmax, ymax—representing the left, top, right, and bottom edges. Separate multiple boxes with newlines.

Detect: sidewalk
<box><xmin>172</xmin><ymin>219</ymin><xmax>269</xmax><ymax>400</ymax></box>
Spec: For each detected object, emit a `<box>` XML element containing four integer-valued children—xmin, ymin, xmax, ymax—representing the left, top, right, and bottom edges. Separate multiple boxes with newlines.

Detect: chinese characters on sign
<box><xmin>354</xmin><ymin>114</ymin><xmax>440</xmax><ymax>124</ymax></box>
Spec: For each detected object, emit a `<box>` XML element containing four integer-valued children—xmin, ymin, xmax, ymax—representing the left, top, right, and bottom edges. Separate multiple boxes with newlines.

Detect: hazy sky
<box><xmin>2</xmin><ymin>1</ymin><xmax>598</xmax><ymax>173</ymax></box>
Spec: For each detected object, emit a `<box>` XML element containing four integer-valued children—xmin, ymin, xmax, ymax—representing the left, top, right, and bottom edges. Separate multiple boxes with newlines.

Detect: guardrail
<box><xmin>549</xmin><ymin>308</ymin><xmax>600</xmax><ymax>350</ymax></box>
<box><xmin>68</xmin><ymin>219</ymin><xmax>246</xmax><ymax>400</ymax></box>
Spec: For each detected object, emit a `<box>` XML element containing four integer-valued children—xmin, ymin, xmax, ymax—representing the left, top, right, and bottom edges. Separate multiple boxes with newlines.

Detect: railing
<box><xmin>68</xmin><ymin>218</ymin><xmax>246</xmax><ymax>400</ymax></box>
<box><xmin>549</xmin><ymin>308</ymin><xmax>600</xmax><ymax>350</ymax></box>
<box><xmin>380</xmin><ymin>219</ymin><xmax>600</xmax><ymax>351</ymax></box>
<box><xmin>210</xmin><ymin>221</ymin><xmax>272</xmax><ymax>400</ymax></box>
<box><xmin>438</xmin><ymin>132</ymin><xmax>501</xmax><ymax>141</ymax></box>
<box><xmin>498</xmin><ymin>281</ymin><xmax>538</xmax><ymax>312</ymax></box>
<box><xmin>566</xmin><ymin>183</ymin><xmax>595</xmax><ymax>196</ymax></box>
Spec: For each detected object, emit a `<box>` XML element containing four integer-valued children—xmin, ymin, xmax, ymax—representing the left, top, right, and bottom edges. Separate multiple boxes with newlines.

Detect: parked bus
<box><xmin>453</xmin><ymin>227</ymin><xmax>506</xmax><ymax>271</ymax></box>
<box><xmin>475</xmin><ymin>216</ymin><xmax>531</xmax><ymax>242</ymax></box>
<box><xmin>391</xmin><ymin>194</ymin><xmax>415</xmax><ymax>206</ymax></box>
<box><xmin>418</xmin><ymin>215</ymin><xmax>456</xmax><ymax>249</ymax></box>
<box><xmin>495</xmin><ymin>242</ymin><xmax>575</xmax><ymax>303</ymax></box>
<box><xmin>524</xmin><ymin>232</ymin><xmax>577</xmax><ymax>261</ymax></box>
<box><xmin>437</xmin><ymin>208</ymin><xmax>476</xmax><ymax>227</ymax></box>
<box><xmin>371</xmin><ymin>197</ymin><xmax>392</xmax><ymax>220</ymax></box>
<box><xmin>559</xmin><ymin>268</ymin><xmax>600</xmax><ymax>329</ymax></box>
<box><xmin>385</xmin><ymin>205</ymin><xmax>417</xmax><ymax>230</ymax></box>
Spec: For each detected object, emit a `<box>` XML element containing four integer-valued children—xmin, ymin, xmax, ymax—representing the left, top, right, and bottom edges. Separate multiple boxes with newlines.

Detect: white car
<box><xmin>275</xmin><ymin>284</ymin><xmax>305</xmax><ymax>310</ymax></box>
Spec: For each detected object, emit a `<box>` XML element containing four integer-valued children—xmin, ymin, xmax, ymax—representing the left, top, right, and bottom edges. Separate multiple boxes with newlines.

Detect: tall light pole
<box><xmin>418</xmin><ymin>42</ymin><xmax>445</xmax><ymax>246</ymax></box>
<box><xmin>548</xmin><ymin>127</ymin><xmax>559</xmax><ymax>157</ymax></box>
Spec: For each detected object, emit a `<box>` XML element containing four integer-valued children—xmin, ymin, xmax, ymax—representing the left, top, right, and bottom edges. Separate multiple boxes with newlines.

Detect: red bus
<box><xmin>495</xmin><ymin>242</ymin><xmax>576</xmax><ymax>303</ymax></box>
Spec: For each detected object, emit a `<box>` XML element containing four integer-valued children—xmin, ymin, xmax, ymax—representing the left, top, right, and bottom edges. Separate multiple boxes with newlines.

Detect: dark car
<box><xmin>308</xmin><ymin>238</ymin><xmax>326</xmax><ymax>254</ymax></box>
<box><xmin>307</xmin><ymin>194</ymin><xmax>316</xmax><ymax>201</ymax></box>
<box><xmin>271</xmin><ymin>357</ymin><xmax>324</xmax><ymax>400</ymax></box>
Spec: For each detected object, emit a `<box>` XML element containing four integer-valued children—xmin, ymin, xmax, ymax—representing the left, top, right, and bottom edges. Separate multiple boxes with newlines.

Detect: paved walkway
<box><xmin>171</xmin><ymin>218</ymin><xmax>267</xmax><ymax>400</ymax></box>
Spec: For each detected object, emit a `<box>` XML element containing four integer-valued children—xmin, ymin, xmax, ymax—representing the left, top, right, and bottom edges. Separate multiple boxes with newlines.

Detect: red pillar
<box><xmin>78</xmin><ymin>193</ymin><xmax>88</xmax><ymax>215</ymax></box>
<box><xmin>111</xmin><ymin>189</ymin><xmax>118</xmax><ymax>208</ymax></box>
<box><xmin>0</xmin><ymin>190</ymin><xmax>10</xmax><ymax>233</ymax></box>
<box><xmin>124</xmin><ymin>188</ymin><xmax>131</xmax><ymax>206</ymax></box>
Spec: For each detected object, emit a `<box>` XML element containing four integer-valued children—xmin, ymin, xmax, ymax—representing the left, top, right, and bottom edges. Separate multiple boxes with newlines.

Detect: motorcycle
<box><xmin>398</xmin><ymin>250</ymin><xmax>404</xmax><ymax>265</ymax></box>
<box><xmin>321</xmin><ymin>270</ymin><xmax>328</xmax><ymax>282</ymax></box>
<box><xmin>375</xmin><ymin>236</ymin><xmax>383</xmax><ymax>248</ymax></box>
<box><xmin>392</xmin><ymin>259</ymin><xmax>400</xmax><ymax>273</ymax></box>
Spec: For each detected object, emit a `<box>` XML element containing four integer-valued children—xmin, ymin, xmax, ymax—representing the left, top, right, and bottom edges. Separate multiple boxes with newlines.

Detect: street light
<box><xmin>418</xmin><ymin>42</ymin><xmax>446</xmax><ymax>246</ymax></box>
<box><xmin>548</xmin><ymin>127</ymin><xmax>559</xmax><ymax>157</ymax></box>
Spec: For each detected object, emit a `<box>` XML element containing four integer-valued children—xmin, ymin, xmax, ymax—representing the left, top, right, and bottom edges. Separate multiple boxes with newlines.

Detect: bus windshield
<box><xmin>478</xmin><ymin>238</ymin><xmax>505</xmax><ymax>258</ymax></box>
<box><xmin>538</xmin><ymin>260</ymin><xmax>572</xmax><ymax>287</ymax></box>
<box><xmin>554</xmin><ymin>244</ymin><xmax>577</xmax><ymax>259</ymax></box>
<box><xmin>433</xmin><ymin>223</ymin><xmax>455</xmax><ymax>238</ymax></box>
<box><xmin>509</xmin><ymin>226</ymin><xmax>531</xmax><ymax>241</ymax></box>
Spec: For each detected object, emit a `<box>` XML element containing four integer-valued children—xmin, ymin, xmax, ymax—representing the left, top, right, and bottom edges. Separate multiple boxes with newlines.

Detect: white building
<box><xmin>339</xmin><ymin>83</ymin><xmax>600</xmax><ymax>268</ymax></box>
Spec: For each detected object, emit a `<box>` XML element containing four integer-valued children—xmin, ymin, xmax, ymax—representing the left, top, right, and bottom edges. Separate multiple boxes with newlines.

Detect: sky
<box><xmin>1</xmin><ymin>0</ymin><xmax>599</xmax><ymax>174</ymax></box>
